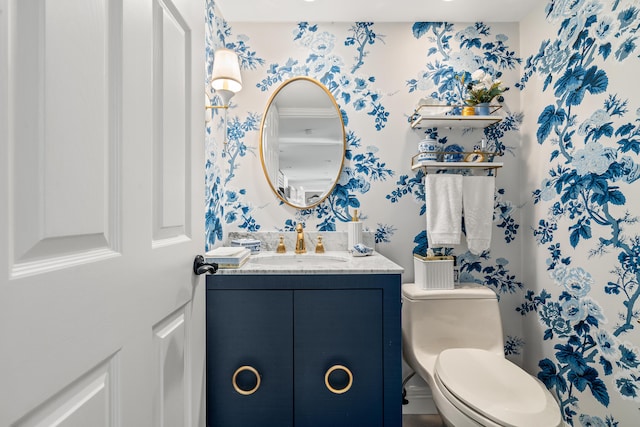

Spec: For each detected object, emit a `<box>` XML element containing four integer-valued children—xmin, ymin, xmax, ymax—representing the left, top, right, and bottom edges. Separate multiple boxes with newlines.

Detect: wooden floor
<box><xmin>403</xmin><ymin>414</ymin><xmax>445</xmax><ymax>427</ymax></box>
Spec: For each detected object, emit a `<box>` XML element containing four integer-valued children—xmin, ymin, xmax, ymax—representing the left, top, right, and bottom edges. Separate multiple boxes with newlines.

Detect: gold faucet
<box><xmin>276</xmin><ymin>235</ymin><xmax>286</xmax><ymax>253</ymax></box>
<box><xmin>315</xmin><ymin>236</ymin><xmax>325</xmax><ymax>253</ymax></box>
<box><xmin>295</xmin><ymin>223</ymin><xmax>306</xmax><ymax>254</ymax></box>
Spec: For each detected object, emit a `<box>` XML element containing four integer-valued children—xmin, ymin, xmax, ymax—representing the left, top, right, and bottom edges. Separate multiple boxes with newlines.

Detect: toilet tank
<box><xmin>402</xmin><ymin>283</ymin><xmax>504</xmax><ymax>359</ymax></box>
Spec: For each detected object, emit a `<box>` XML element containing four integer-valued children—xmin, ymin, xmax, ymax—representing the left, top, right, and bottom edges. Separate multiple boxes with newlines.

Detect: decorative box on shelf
<box><xmin>410</xmin><ymin>103</ymin><xmax>502</xmax><ymax>129</ymax></box>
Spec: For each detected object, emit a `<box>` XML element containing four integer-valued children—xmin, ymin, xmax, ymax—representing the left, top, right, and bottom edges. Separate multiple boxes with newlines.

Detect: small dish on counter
<box><xmin>350</xmin><ymin>243</ymin><xmax>374</xmax><ymax>257</ymax></box>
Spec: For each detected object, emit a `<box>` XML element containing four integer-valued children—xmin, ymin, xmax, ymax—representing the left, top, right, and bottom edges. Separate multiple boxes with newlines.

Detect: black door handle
<box><xmin>193</xmin><ymin>255</ymin><xmax>218</xmax><ymax>275</ymax></box>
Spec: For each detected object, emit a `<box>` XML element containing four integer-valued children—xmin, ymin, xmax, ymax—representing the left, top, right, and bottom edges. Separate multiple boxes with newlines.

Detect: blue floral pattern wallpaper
<box><xmin>206</xmin><ymin>0</ymin><xmax>640</xmax><ymax>424</ymax></box>
<box><xmin>519</xmin><ymin>0</ymin><xmax>640</xmax><ymax>425</ymax></box>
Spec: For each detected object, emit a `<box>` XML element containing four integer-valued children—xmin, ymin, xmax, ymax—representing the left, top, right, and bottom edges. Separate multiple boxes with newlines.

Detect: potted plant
<box><xmin>464</xmin><ymin>69</ymin><xmax>506</xmax><ymax>115</ymax></box>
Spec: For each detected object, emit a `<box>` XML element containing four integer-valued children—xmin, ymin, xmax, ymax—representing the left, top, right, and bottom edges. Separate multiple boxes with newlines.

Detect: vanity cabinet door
<box><xmin>206</xmin><ymin>290</ymin><xmax>294</xmax><ymax>427</ymax></box>
<box><xmin>293</xmin><ymin>289</ymin><xmax>383</xmax><ymax>427</ymax></box>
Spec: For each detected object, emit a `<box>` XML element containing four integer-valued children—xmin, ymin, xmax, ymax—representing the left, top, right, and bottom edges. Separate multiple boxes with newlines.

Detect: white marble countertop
<box><xmin>214</xmin><ymin>251</ymin><xmax>404</xmax><ymax>275</ymax></box>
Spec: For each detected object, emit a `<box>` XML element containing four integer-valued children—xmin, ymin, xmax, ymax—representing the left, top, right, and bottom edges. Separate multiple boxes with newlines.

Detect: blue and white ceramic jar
<box><xmin>417</xmin><ymin>137</ymin><xmax>439</xmax><ymax>162</ymax></box>
<box><xmin>443</xmin><ymin>144</ymin><xmax>464</xmax><ymax>162</ymax></box>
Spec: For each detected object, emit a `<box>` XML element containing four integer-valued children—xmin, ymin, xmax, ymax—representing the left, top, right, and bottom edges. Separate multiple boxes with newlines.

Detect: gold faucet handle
<box><xmin>315</xmin><ymin>236</ymin><xmax>325</xmax><ymax>254</ymax></box>
<box><xmin>276</xmin><ymin>236</ymin><xmax>286</xmax><ymax>253</ymax></box>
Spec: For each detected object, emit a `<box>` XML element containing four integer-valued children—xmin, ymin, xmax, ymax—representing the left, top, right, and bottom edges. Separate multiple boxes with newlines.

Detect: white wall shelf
<box><xmin>411</xmin><ymin>115</ymin><xmax>502</xmax><ymax>129</ymax></box>
<box><xmin>409</xmin><ymin>104</ymin><xmax>502</xmax><ymax>129</ymax></box>
<box><xmin>411</xmin><ymin>160</ymin><xmax>503</xmax><ymax>171</ymax></box>
<box><xmin>411</xmin><ymin>157</ymin><xmax>503</xmax><ymax>175</ymax></box>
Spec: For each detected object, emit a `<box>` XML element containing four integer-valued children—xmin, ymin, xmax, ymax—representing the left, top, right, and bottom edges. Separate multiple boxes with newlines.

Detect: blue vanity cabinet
<box><xmin>206</xmin><ymin>273</ymin><xmax>402</xmax><ymax>427</ymax></box>
<box><xmin>294</xmin><ymin>289</ymin><xmax>383</xmax><ymax>427</ymax></box>
<box><xmin>206</xmin><ymin>289</ymin><xmax>294</xmax><ymax>427</ymax></box>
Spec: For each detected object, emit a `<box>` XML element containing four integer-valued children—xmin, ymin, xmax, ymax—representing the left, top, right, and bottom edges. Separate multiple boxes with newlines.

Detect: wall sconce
<box><xmin>207</xmin><ymin>48</ymin><xmax>242</xmax><ymax>143</ymax></box>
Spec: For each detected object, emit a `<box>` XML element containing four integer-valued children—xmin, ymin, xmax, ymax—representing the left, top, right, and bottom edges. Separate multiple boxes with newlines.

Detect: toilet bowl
<box><xmin>402</xmin><ymin>283</ymin><xmax>562</xmax><ymax>427</ymax></box>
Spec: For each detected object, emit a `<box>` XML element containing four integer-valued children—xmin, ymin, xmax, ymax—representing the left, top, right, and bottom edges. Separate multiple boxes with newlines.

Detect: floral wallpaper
<box><xmin>519</xmin><ymin>0</ymin><xmax>640</xmax><ymax>425</ymax></box>
<box><xmin>206</xmin><ymin>0</ymin><xmax>640</xmax><ymax>424</ymax></box>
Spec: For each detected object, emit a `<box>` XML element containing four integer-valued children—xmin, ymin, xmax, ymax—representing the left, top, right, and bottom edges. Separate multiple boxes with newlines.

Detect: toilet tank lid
<box><xmin>402</xmin><ymin>283</ymin><xmax>497</xmax><ymax>300</ymax></box>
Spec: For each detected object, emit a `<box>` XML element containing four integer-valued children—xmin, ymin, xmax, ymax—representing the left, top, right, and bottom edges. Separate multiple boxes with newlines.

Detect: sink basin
<box><xmin>250</xmin><ymin>253</ymin><xmax>350</xmax><ymax>266</ymax></box>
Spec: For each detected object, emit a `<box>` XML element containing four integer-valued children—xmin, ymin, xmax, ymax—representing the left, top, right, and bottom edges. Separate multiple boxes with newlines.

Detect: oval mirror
<box><xmin>260</xmin><ymin>77</ymin><xmax>346</xmax><ymax>209</ymax></box>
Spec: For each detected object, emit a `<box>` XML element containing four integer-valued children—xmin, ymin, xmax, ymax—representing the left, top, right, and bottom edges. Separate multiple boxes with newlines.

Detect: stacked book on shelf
<box><xmin>204</xmin><ymin>246</ymin><xmax>251</xmax><ymax>269</ymax></box>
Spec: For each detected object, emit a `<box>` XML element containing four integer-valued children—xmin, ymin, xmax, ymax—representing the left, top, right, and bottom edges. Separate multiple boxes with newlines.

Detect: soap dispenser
<box><xmin>348</xmin><ymin>209</ymin><xmax>363</xmax><ymax>249</ymax></box>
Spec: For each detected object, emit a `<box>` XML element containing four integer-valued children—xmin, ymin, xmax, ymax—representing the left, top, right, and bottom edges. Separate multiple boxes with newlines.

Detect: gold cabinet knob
<box><xmin>324</xmin><ymin>364</ymin><xmax>353</xmax><ymax>394</ymax></box>
<box><xmin>232</xmin><ymin>365</ymin><xmax>261</xmax><ymax>395</ymax></box>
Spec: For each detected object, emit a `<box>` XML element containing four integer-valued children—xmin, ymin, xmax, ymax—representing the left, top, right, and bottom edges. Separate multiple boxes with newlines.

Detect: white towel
<box><xmin>425</xmin><ymin>174</ymin><xmax>463</xmax><ymax>246</ymax></box>
<box><xmin>463</xmin><ymin>176</ymin><xmax>495</xmax><ymax>255</ymax></box>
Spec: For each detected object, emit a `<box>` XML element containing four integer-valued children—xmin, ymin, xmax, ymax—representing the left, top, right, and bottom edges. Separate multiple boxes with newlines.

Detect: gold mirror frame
<box><xmin>259</xmin><ymin>76</ymin><xmax>346</xmax><ymax>209</ymax></box>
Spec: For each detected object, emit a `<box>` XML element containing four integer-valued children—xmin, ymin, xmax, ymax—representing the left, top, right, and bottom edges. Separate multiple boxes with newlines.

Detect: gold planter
<box><xmin>462</xmin><ymin>106</ymin><xmax>476</xmax><ymax>116</ymax></box>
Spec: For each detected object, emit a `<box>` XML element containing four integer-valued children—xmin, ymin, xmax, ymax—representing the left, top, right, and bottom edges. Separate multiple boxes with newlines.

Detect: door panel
<box><xmin>0</xmin><ymin>0</ymin><xmax>205</xmax><ymax>424</ymax></box>
<box><xmin>9</xmin><ymin>0</ymin><xmax>120</xmax><ymax>277</ymax></box>
<box><xmin>153</xmin><ymin>0</ymin><xmax>189</xmax><ymax>244</ymax></box>
<box><xmin>12</xmin><ymin>357</ymin><xmax>117</xmax><ymax>427</ymax></box>
<box><xmin>294</xmin><ymin>289</ymin><xmax>384</xmax><ymax>427</ymax></box>
<box><xmin>153</xmin><ymin>305</ymin><xmax>190</xmax><ymax>427</ymax></box>
<box><xmin>207</xmin><ymin>290</ymin><xmax>294</xmax><ymax>427</ymax></box>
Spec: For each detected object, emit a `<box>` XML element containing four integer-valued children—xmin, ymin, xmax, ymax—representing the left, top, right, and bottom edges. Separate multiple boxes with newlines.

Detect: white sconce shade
<box><xmin>211</xmin><ymin>48</ymin><xmax>242</xmax><ymax>106</ymax></box>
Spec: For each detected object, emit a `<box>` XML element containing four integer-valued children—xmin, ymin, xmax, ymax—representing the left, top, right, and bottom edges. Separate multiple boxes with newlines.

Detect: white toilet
<box><xmin>402</xmin><ymin>282</ymin><xmax>562</xmax><ymax>427</ymax></box>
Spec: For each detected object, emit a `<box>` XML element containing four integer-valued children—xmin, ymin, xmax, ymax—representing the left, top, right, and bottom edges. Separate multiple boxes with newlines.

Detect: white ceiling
<box><xmin>215</xmin><ymin>0</ymin><xmax>544</xmax><ymax>23</ymax></box>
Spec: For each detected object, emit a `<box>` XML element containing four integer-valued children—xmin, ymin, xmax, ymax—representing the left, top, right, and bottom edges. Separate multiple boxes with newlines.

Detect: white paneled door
<box><xmin>0</xmin><ymin>0</ymin><xmax>206</xmax><ymax>425</ymax></box>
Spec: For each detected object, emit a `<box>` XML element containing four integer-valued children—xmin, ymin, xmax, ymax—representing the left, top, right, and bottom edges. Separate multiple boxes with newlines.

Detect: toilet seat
<box><xmin>435</xmin><ymin>348</ymin><xmax>561</xmax><ymax>427</ymax></box>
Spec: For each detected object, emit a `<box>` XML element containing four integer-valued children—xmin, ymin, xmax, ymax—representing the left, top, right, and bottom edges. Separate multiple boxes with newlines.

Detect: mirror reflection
<box><xmin>260</xmin><ymin>77</ymin><xmax>345</xmax><ymax>209</ymax></box>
